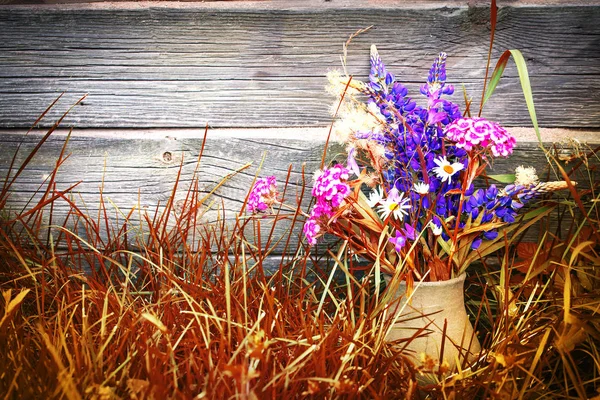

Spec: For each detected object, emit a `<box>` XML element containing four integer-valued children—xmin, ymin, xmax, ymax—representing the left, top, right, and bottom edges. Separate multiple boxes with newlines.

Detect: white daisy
<box><xmin>366</xmin><ymin>186</ymin><xmax>385</xmax><ymax>208</ymax></box>
<box><xmin>412</xmin><ymin>181</ymin><xmax>430</xmax><ymax>195</ymax></box>
<box><xmin>432</xmin><ymin>156</ymin><xmax>465</xmax><ymax>183</ymax></box>
<box><xmin>377</xmin><ymin>188</ymin><xmax>411</xmax><ymax>221</ymax></box>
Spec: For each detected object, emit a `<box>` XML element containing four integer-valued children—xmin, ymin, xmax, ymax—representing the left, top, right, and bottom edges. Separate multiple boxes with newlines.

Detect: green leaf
<box><xmin>482</xmin><ymin>51</ymin><xmax>510</xmax><ymax>109</ymax></box>
<box><xmin>488</xmin><ymin>173</ymin><xmax>515</xmax><ymax>184</ymax></box>
<box><xmin>481</xmin><ymin>50</ymin><xmax>543</xmax><ymax>148</ymax></box>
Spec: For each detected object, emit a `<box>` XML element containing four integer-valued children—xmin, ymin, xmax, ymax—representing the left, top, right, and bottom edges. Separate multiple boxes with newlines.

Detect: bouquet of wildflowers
<box><xmin>248</xmin><ymin>45</ymin><xmax>571</xmax><ymax>283</ymax></box>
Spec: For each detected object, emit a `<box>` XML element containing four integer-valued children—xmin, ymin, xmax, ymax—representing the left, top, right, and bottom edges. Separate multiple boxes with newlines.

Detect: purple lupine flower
<box><xmin>247</xmin><ymin>176</ymin><xmax>278</xmax><ymax>213</ymax></box>
<box><xmin>420</xmin><ymin>52</ymin><xmax>454</xmax><ymax>99</ymax></box>
<box><xmin>471</xmin><ymin>237</ymin><xmax>483</xmax><ymax>250</ymax></box>
<box><xmin>483</xmin><ymin>230</ymin><xmax>499</xmax><ymax>240</ymax></box>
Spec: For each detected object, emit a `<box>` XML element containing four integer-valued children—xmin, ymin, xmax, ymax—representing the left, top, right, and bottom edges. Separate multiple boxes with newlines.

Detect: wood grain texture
<box><xmin>4</xmin><ymin>1</ymin><xmax>597</xmax><ymax>8</ymax></box>
<box><xmin>0</xmin><ymin>4</ymin><xmax>599</xmax><ymax>129</ymax></box>
<box><xmin>1</xmin><ymin>127</ymin><xmax>595</xmax><ymax>253</ymax></box>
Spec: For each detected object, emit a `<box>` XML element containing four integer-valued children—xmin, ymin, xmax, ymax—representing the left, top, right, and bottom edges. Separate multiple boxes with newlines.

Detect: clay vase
<box><xmin>384</xmin><ymin>274</ymin><xmax>481</xmax><ymax>374</ymax></box>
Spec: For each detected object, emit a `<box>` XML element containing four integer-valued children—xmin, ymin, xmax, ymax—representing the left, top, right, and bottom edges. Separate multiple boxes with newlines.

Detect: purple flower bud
<box><xmin>403</xmin><ymin>223</ymin><xmax>417</xmax><ymax>240</ymax></box>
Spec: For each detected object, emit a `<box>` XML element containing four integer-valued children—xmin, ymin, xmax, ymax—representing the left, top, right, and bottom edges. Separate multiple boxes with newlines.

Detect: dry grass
<box><xmin>0</xmin><ymin>103</ymin><xmax>599</xmax><ymax>399</ymax></box>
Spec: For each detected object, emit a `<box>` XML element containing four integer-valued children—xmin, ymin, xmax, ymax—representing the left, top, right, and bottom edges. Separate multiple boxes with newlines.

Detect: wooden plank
<box><xmin>1</xmin><ymin>127</ymin><xmax>596</xmax><ymax>253</ymax></box>
<box><xmin>0</xmin><ymin>3</ymin><xmax>599</xmax><ymax>128</ymax></box>
<box><xmin>3</xmin><ymin>1</ymin><xmax>595</xmax><ymax>8</ymax></box>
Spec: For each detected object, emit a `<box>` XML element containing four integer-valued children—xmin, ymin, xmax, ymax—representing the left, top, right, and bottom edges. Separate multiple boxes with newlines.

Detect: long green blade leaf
<box><xmin>481</xmin><ymin>49</ymin><xmax>543</xmax><ymax>147</ymax></box>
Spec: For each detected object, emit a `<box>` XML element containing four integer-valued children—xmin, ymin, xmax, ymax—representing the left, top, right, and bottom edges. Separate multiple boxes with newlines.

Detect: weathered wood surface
<box><xmin>0</xmin><ymin>2</ymin><xmax>599</xmax><ymax>128</ymax></box>
<box><xmin>1</xmin><ymin>1</ymin><xmax>599</xmax><ymax>257</ymax></box>
<box><xmin>1</xmin><ymin>127</ymin><xmax>596</xmax><ymax>253</ymax></box>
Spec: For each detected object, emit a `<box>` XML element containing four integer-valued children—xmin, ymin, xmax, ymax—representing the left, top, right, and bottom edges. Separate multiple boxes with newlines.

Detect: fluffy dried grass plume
<box><xmin>514</xmin><ymin>165</ymin><xmax>539</xmax><ymax>186</ymax></box>
<box><xmin>332</xmin><ymin>102</ymin><xmax>385</xmax><ymax>145</ymax></box>
<box><xmin>353</xmin><ymin>139</ymin><xmax>387</xmax><ymax>171</ymax></box>
<box><xmin>360</xmin><ymin>171</ymin><xmax>380</xmax><ymax>188</ymax></box>
<box><xmin>325</xmin><ymin>69</ymin><xmax>363</xmax><ymax>98</ymax></box>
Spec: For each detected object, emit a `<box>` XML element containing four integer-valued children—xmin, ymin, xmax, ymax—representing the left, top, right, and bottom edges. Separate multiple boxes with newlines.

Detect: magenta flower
<box><xmin>247</xmin><ymin>176</ymin><xmax>278</xmax><ymax>213</ymax></box>
<box><xmin>303</xmin><ymin>164</ymin><xmax>351</xmax><ymax>245</ymax></box>
<box><xmin>303</xmin><ymin>218</ymin><xmax>321</xmax><ymax>246</ymax></box>
<box><xmin>445</xmin><ymin>117</ymin><xmax>516</xmax><ymax>157</ymax></box>
<box><xmin>311</xmin><ymin>164</ymin><xmax>350</xmax><ymax>211</ymax></box>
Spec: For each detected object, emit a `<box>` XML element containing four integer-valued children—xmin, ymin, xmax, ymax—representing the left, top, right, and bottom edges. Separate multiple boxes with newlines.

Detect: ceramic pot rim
<box><xmin>385</xmin><ymin>272</ymin><xmax>466</xmax><ymax>287</ymax></box>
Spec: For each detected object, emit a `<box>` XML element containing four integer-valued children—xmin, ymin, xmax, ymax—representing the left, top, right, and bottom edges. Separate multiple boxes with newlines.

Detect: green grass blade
<box><xmin>487</xmin><ymin>173</ymin><xmax>516</xmax><ymax>184</ymax></box>
<box><xmin>482</xmin><ymin>49</ymin><xmax>543</xmax><ymax>148</ymax></box>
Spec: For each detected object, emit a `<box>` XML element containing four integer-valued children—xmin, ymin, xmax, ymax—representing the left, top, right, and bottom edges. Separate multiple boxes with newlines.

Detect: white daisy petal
<box><xmin>430</xmin><ymin>221</ymin><xmax>443</xmax><ymax>236</ymax></box>
<box><xmin>413</xmin><ymin>182</ymin><xmax>430</xmax><ymax>195</ymax></box>
<box><xmin>366</xmin><ymin>186</ymin><xmax>384</xmax><ymax>208</ymax></box>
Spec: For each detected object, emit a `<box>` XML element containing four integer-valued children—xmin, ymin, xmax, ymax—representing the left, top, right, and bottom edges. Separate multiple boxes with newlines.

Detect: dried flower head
<box><xmin>535</xmin><ymin>181</ymin><xmax>574</xmax><ymax>193</ymax></box>
<box><xmin>332</xmin><ymin>102</ymin><xmax>385</xmax><ymax>145</ymax></box>
<box><xmin>514</xmin><ymin>165</ymin><xmax>539</xmax><ymax>187</ymax></box>
<box><xmin>325</xmin><ymin>69</ymin><xmax>363</xmax><ymax>98</ymax></box>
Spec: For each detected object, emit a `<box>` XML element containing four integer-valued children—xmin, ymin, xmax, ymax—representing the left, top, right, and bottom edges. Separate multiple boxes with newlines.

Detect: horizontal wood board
<box><xmin>1</xmin><ymin>127</ymin><xmax>596</xmax><ymax>254</ymax></box>
<box><xmin>0</xmin><ymin>3</ymin><xmax>599</xmax><ymax>128</ymax></box>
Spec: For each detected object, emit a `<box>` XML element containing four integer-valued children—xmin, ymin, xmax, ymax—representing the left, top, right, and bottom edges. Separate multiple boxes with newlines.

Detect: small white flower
<box><xmin>430</xmin><ymin>221</ymin><xmax>443</xmax><ymax>236</ymax></box>
<box><xmin>432</xmin><ymin>156</ymin><xmax>465</xmax><ymax>183</ymax></box>
<box><xmin>377</xmin><ymin>188</ymin><xmax>411</xmax><ymax>221</ymax></box>
<box><xmin>412</xmin><ymin>181</ymin><xmax>430</xmax><ymax>195</ymax></box>
<box><xmin>366</xmin><ymin>186</ymin><xmax>384</xmax><ymax>208</ymax></box>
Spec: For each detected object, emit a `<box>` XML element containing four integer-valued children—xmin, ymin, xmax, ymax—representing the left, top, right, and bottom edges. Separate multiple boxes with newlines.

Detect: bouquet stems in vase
<box><xmin>247</xmin><ymin>45</ymin><xmax>571</xmax><ymax>376</ymax></box>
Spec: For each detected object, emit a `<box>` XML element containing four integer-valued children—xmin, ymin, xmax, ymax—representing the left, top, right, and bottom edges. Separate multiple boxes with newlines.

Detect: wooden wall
<box><xmin>0</xmin><ymin>0</ymin><xmax>598</xmax><ymax>256</ymax></box>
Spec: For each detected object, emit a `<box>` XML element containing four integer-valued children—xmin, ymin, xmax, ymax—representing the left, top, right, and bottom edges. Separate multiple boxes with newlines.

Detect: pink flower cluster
<box><xmin>445</xmin><ymin>117</ymin><xmax>516</xmax><ymax>157</ymax></box>
<box><xmin>247</xmin><ymin>176</ymin><xmax>278</xmax><ymax>213</ymax></box>
<box><xmin>303</xmin><ymin>165</ymin><xmax>350</xmax><ymax>245</ymax></box>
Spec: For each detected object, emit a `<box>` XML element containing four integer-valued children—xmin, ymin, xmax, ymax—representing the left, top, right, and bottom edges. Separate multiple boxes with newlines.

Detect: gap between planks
<box><xmin>1</xmin><ymin>126</ymin><xmax>599</xmax><ymax>143</ymax></box>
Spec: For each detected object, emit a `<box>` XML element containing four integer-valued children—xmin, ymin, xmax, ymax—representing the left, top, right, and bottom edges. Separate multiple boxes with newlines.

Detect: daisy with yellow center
<box><xmin>432</xmin><ymin>156</ymin><xmax>465</xmax><ymax>183</ymax></box>
<box><xmin>377</xmin><ymin>188</ymin><xmax>411</xmax><ymax>221</ymax></box>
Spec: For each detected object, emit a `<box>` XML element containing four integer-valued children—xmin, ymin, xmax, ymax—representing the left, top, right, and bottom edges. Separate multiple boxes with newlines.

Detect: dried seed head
<box><xmin>535</xmin><ymin>180</ymin><xmax>574</xmax><ymax>193</ymax></box>
<box><xmin>514</xmin><ymin>165</ymin><xmax>539</xmax><ymax>187</ymax></box>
